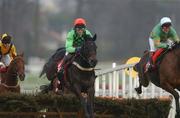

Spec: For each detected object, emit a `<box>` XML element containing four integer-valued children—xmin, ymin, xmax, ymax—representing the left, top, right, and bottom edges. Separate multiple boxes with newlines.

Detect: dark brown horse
<box><xmin>0</xmin><ymin>54</ymin><xmax>25</xmax><ymax>93</ymax></box>
<box><xmin>40</xmin><ymin>34</ymin><xmax>97</xmax><ymax>118</ymax></box>
<box><xmin>134</xmin><ymin>43</ymin><xmax>180</xmax><ymax>118</ymax></box>
<box><xmin>39</xmin><ymin>47</ymin><xmax>65</xmax><ymax>94</ymax></box>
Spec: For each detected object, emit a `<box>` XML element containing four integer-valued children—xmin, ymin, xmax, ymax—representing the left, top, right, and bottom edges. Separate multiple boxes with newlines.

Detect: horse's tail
<box><xmin>39</xmin><ymin>63</ymin><xmax>48</xmax><ymax>78</ymax></box>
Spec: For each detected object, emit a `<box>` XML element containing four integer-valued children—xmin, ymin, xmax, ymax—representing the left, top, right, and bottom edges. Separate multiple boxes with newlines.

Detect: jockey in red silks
<box><xmin>145</xmin><ymin>17</ymin><xmax>180</xmax><ymax>72</ymax></box>
<box><xmin>0</xmin><ymin>33</ymin><xmax>17</xmax><ymax>73</ymax></box>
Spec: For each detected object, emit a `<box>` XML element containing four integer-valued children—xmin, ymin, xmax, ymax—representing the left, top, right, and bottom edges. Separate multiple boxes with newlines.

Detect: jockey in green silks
<box><xmin>56</xmin><ymin>18</ymin><xmax>92</xmax><ymax>81</ymax></box>
<box><xmin>145</xmin><ymin>17</ymin><xmax>180</xmax><ymax>72</ymax></box>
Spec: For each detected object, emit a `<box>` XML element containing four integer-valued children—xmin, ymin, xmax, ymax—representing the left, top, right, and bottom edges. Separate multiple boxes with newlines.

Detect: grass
<box><xmin>20</xmin><ymin>73</ymin><xmax>49</xmax><ymax>91</ymax></box>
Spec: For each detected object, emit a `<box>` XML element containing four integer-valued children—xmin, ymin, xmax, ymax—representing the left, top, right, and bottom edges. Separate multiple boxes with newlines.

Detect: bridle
<box><xmin>9</xmin><ymin>57</ymin><xmax>24</xmax><ymax>79</ymax></box>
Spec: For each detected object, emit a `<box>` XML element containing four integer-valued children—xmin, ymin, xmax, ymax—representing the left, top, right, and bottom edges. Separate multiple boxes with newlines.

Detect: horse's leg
<box><xmin>135</xmin><ymin>73</ymin><xmax>150</xmax><ymax>94</ymax></box>
<box><xmin>72</xmin><ymin>84</ymin><xmax>90</xmax><ymax>118</ymax></box>
<box><xmin>87</xmin><ymin>87</ymin><xmax>95</xmax><ymax>118</ymax></box>
<box><xmin>135</xmin><ymin>83</ymin><xmax>142</xmax><ymax>94</ymax></box>
<box><xmin>17</xmin><ymin>86</ymin><xmax>20</xmax><ymax>93</ymax></box>
<box><xmin>161</xmin><ymin>83</ymin><xmax>180</xmax><ymax>118</ymax></box>
<box><xmin>52</xmin><ymin>78</ymin><xmax>60</xmax><ymax>94</ymax></box>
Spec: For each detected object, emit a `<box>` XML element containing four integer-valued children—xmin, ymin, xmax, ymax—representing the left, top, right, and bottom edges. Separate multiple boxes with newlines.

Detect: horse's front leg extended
<box><xmin>87</xmin><ymin>87</ymin><xmax>95</xmax><ymax>118</ymax></box>
<box><xmin>135</xmin><ymin>82</ymin><xmax>142</xmax><ymax>94</ymax></box>
<box><xmin>72</xmin><ymin>84</ymin><xmax>90</xmax><ymax>118</ymax></box>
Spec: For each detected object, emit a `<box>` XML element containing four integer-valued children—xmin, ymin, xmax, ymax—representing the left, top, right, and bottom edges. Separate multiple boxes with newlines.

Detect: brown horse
<box><xmin>0</xmin><ymin>54</ymin><xmax>25</xmax><ymax>93</ymax></box>
<box><xmin>134</xmin><ymin>43</ymin><xmax>180</xmax><ymax>118</ymax></box>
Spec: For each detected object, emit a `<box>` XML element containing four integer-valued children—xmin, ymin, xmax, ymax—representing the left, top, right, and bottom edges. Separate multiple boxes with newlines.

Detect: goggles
<box><xmin>162</xmin><ymin>23</ymin><xmax>171</xmax><ymax>28</ymax></box>
<box><xmin>75</xmin><ymin>27</ymin><xmax>85</xmax><ymax>31</ymax></box>
<box><xmin>1</xmin><ymin>36</ymin><xmax>11</xmax><ymax>44</ymax></box>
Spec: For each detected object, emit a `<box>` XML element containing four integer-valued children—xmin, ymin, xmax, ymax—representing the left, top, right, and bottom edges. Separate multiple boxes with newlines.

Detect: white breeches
<box><xmin>1</xmin><ymin>54</ymin><xmax>11</xmax><ymax>66</ymax></box>
<box><xmin>149</xmin><ymin>37</ymin><xmax>156</xmax><ymax>52</ymax></box>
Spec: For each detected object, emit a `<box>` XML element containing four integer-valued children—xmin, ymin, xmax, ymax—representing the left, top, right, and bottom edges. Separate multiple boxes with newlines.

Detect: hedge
<box><xmin>0</xmin><ymin>92</ymin><xmax>171</xmax><ymax>118</ymax></box>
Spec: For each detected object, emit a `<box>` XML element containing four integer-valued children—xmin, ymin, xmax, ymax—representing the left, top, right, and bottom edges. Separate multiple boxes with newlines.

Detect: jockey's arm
<box><xmin>154</xmin><ymin>39</ymin><xmax>168</xmax><ymax>48</ymax></box>
<box><xmin>11</xmin><ymin>45</ymin><xmax>17</xmax><ymax>59</ymax></box>
<box><xmin>65</xmin><ymin>31</ymin><xmax>76</xmax><ymax>53</ymax></box>
<box><xmin>172</xmin><ymin>35</ymin><xmax>180</xmax><ymax>43</ymax></box>
<box><xmin>171</xmin><ymin>28</ymin><xmax>180</xmax><ymax>43</ymax></box>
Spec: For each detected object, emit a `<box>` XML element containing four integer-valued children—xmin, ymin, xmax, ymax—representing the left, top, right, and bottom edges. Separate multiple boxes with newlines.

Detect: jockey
<box><xmin>145</xmin><ymin>17</ymin><xmax>180</xmax><ymax>72</ymax></box>
<box><xmin>56</xmin><ymin>18</ymin><xmax>92</xmax><ymax>81</ymax></box>
<box><xmin>0</xmin><ymin>33</ymin><xmax>17</xmax><ymax>72</ymax></box>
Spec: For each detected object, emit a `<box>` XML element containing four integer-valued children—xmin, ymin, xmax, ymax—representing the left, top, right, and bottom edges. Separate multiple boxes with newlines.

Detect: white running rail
<box><xmin>95</xmin><ymin>63</ymin><xmax>175</xmax><ymax>118</ymax></box>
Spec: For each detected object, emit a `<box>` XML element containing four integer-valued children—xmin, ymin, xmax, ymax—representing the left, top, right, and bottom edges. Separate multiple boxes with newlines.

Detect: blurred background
<box><xmin>0</xmin><ymin>0</ymin><xmax>180</xmax><ymax>75</ymax></box>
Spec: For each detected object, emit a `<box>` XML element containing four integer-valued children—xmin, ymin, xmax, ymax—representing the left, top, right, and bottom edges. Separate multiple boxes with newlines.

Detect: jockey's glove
<box><xmin>167</xmin><ymin>43</ymin><xmax>173</xmax><ymax>49</ymax></box>
<box><xmin>75</xmin><ymin>47</ymin><xmax>81</xmax><ymax>53</ymax></box>
<box><xmin>167</xmin><ymin>41</ymin><xmax>175</xmax><ymax>49</ymax></box>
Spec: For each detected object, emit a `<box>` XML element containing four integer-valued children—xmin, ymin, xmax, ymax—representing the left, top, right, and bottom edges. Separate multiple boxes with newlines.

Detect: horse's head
<box><xmin>9</xmin><ymin>53</ymin><xmax>25</xmax><ymax>81</ymax></box>
<box><xmin>80</xmin><ymin>34</ymin><xmax>98</xmax><ymax>67</ymax></box>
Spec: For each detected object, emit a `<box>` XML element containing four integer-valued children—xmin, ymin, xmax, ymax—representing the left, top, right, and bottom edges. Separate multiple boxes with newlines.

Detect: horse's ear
<box><xmin>17</xmin><ymin>52</ymin><xmax>24</xmax><ymax>57</ymax></box>
<box><xmin>92</xmin><ymin>34</ymin><xmax>97</xmax><ymax>41</ymax></box>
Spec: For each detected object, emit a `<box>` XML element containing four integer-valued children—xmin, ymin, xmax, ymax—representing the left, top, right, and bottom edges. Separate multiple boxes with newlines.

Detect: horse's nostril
<box><xmin>23</xmin><ymin>74</ymin><xmax>25</xmax><ymax>79</ymax></box>
<box><xmin>19</xmin><ymin>74</ymin><xmax>25</xmax><ymax>80</ymax></box>
<box><xmin>90</xmin><ymin>59</ymin><xmax>97</xmax><ymax>67</ymax></box>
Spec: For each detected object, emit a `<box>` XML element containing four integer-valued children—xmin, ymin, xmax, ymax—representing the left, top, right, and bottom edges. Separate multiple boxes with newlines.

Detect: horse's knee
<box><xmin>140</xmin><ymin>78</ymin><xmax>149</xmax><ymax>87</ymax></box>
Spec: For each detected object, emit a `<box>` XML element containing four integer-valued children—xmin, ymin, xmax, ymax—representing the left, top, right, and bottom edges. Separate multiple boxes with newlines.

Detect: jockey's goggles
<box><xmin>2</xmin><ymin>40</ymin><xmax>11</xmax><ymax>44</ymax></box>
<box><xmin>162</xmin><ymin>23</ymin><xmax>171</xmax><ymax>28</ymax></box>
<box><xmin>74</xmin><ymin>24</ymin><xmax>86</xmax><ymax>29</ymax></box>
<box><xmin>75</xmin><ymin>27</ymin><xmax>85</xmax><ymax>31</ymax></box>
<box><xmin>1</xmin><ymin>36</ymin><xmax>11</xmax><ymax>44</ymax></box>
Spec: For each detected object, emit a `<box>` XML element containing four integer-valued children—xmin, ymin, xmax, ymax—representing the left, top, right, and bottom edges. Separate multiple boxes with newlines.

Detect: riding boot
<box><xmin>57</xmin><ymin>67</ymin><xmax>64</xmax><ymax>81</ymax></box>
<box><xmin>57</xmin><ymin>53</ymin><xmax>73</xmax><ymax>82</ymax></box>
<box><xmin>144</xmin><ymin>52</ymin><xmax>154</xmax><ymax>73</ymax></box>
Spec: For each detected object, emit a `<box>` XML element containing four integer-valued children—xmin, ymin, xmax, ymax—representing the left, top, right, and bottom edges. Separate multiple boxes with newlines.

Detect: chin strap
<box><xmin>72</xmin><ymin>61</ymin><xmax>94</xmax><ymax>71</ymax></box>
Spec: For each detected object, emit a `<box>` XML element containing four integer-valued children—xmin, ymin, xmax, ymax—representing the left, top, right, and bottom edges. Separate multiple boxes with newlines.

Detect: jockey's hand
<box><xmin>75</xmin><ymin>47</ymin><xmax>81</xmax><ymax>53</ymax></box>
<box><xmin>167</xmin><ymin>43</ymin><xmax>173</xmax><ymax>49</ymax></box>
<box><xmin>167</xmin><ymin>42</ymin><xmax>175</xmax><ymax>49</ymax></box>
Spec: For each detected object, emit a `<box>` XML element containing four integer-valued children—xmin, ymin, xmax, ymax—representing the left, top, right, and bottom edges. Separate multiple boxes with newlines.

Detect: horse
<box><xmin>39</xmin><ymin>47</ymin><xmax>65</xmax><ymax>94</ymax></box>
<box><xmin>0</xmin><ymin>54</ymin><xmax>25</xmax><ymax>93</ymax></box>
<box><xmin>40</xmin><ymin>34</ymin><xmax>97</xmax><ymax>118</ymax></box>
<box><xmin>134</xmin><ymin>43</ymin><xmax>180</xmax><ymax>118</ymax></box>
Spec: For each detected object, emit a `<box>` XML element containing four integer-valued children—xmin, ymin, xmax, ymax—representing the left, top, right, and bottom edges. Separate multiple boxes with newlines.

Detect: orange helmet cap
<box><xmin>74</xmin><ymin>18</ymin><xmax>86</xmax><ymax>26</ymax></box>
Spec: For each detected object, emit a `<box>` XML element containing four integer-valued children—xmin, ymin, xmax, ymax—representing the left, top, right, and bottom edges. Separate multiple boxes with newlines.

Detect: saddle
<box><xmin>151</xmin><ymin>49</ymin><xmax>168</xmax><ymax>67</ymax></box>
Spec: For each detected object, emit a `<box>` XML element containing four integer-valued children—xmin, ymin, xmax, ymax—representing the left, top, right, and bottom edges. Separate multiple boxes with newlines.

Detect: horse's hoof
<box><xmin>135</xmin><ymin>87</ymin><xmax>142</xmax><ymax>94</ymax></box>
